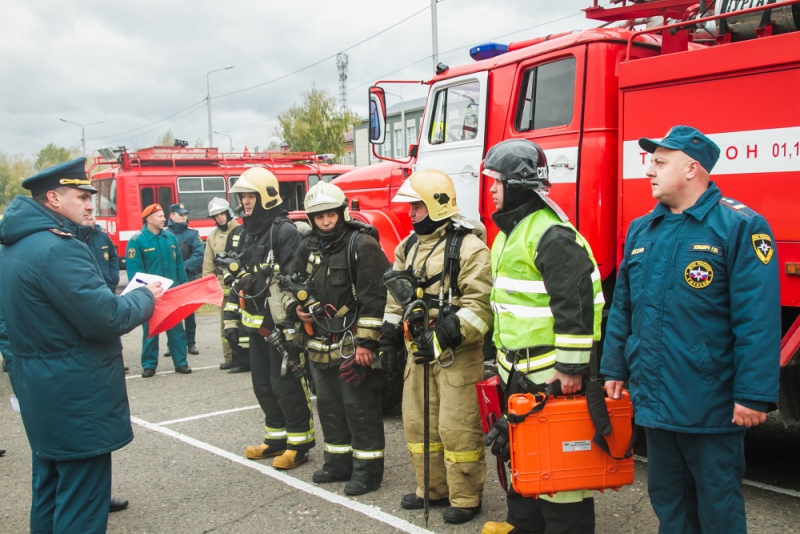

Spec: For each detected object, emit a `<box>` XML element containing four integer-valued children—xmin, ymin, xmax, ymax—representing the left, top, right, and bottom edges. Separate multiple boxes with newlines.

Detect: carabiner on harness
<box><xmin>339</xmin><ymin>330</ymin><xmax>356</xmax><ymax>359</ymax></box>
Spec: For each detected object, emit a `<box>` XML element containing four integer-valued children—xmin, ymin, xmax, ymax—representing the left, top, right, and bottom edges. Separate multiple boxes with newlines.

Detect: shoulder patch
<box><xmin>48</xmin><ymin>228</ymin><xmax>74</xmax><ymax>238</ymax></box>
<box><xmin>719</xmin><ymin>197</ymin><xmax>753</xmax><ymax>216</ymax></box>
<box><xmin>130</xmin><ymin>231</ymin><xmax>141</xmax><ymax>240</ymax></box>
<box><xmin>128</xmin><ymin>248</ymin><xmax>136</xmax><ymax>259</ymax></box>
<box><xmin>751</xmin><ymin>234</ymin><xmax>774</xmax><ymax>264</ymax></box>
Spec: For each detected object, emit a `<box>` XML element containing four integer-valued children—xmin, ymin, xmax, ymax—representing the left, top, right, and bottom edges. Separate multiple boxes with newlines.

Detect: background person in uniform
<box><xmin>0</xmin><ymin>158</ymin><xmax>162</xmax><ymax>534</ymax></box>
<box><xmin>167</xmin><ymin>203</ymin><xmax>204</xmax><ymax>355</ymax></box>
<box><xmin>222</xmin><ymin>167</ymin><xmax>315</xmax><ymax>469</ymax></box>
<box><xmin>127</xmin><ymin>204</ymin><xmax>192</xmax><ymax>378</ymax></box>
<box><xmin>289</xmin><ymin>182</ymin><xmax>390</xmax><ymax>495</ymax></box>
<box><xmin>601</xmin><ymin>126</ymin><xmax>780</xmax><ymax>534</ymax></box>
<box><xmin>79</xmin><ymin>214</ymin><xmax>120</xmax><ymax>293</ymax></box>
<box><xmin>481</xmin><ymin>140</ymin><xmax>603</xmax><ymax>534</ymax></box>
<box><xmin>202</xmin><ymin>197</ymin><xmax>246</xmax><ymax>371</ymax></box>
<box><xmin>382</xmin><ymin>169</ymin><xmax>491</xmax><ymax>524</ymax></box>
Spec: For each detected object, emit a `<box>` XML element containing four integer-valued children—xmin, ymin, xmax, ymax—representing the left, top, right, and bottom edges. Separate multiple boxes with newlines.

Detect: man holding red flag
<box><xmin>126</xmin><ymin>204</ymin><xmax>192</xmax><ymax>378</ymax></box>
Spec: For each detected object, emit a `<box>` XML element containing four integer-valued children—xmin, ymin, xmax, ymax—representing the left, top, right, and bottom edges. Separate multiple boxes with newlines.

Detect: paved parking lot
<box><xmin>1</xmin><ymin>312</ymin><xmax>799</xmax><ymax>533</ymax></box>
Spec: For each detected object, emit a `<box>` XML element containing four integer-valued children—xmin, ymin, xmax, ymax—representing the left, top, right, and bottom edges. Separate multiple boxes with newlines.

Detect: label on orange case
<box><xmin>562</xmin><ymin>440</ymin><xmax>591</xmax><ymax>452</ymax></box>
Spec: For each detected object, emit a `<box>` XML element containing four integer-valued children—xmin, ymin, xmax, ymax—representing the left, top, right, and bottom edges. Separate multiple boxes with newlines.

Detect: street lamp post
<box><xmin>431</xmin><ymin>0</ymin><xmax>439</xmax><ymax>73</ymax></box>
<box><xmin>206</xmin><ymin>65</ymin><xmax>235</xmax><ymax>148</ymax></box>
<box><xmin>213</xmin><ymin>130</ymin><xmax>234</xmax><ymax>152</ymax></box>
<box><xmin>58</xmin><ymin>118</ymin><xmax>105</xmax><ymax>155</ymax></box>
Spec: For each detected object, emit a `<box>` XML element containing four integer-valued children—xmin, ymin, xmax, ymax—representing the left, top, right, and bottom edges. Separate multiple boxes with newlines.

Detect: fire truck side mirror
<box><xmin>368</xmin><ymin>86</ymin><xmax>387</xmax><ymax>145</ymax></box>
<box><xmin>409</xmin><ymin>144</ymin><xmax>418</xmax><ymax>158</ymax></box>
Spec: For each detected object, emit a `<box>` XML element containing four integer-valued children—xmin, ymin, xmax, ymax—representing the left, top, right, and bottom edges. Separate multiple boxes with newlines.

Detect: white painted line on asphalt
<box><xmin>125</xmin><ymin>365</ymin><xmax>218</xmax><ymax>380</ymax></box>
<box><xmin>633</xmin><ymin>455</ymin><xmax>800</xmax><ymax>499</ymax></box>
<box><xmin>157</xmin><ymin>405</ymin><xmax>261</xmax><ymax>426</ymax></box>
<box><xmin>131</xmin><ymin>416</ymin><xmax>434</xmax><ymax>534</ymax></box>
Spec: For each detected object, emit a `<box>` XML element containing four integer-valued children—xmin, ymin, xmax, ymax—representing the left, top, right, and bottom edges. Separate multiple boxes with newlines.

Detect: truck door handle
<box><xmin>551</xmin><ymin>162</ymin><xmax>575</xmax><ymax>170</ymax></box>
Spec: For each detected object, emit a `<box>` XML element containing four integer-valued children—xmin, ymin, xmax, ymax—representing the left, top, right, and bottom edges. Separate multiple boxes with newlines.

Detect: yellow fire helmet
<box><xmin>229</xmin><ymin>167</ymin><xmax>281</xmax><ymax>210</ymax></box>
<box><xmin>304</xmin><ymin>181</ymin><xmax>350</xmax><ymax>221</ymax></box>
<box><xmin>392</xmin><ymin>168</ymin><xmax>459</xmax><ymax>222</ymax></box>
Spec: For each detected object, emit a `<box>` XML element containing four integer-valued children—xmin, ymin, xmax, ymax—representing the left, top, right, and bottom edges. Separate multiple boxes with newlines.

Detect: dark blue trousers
<box><xmin>645</xmin><ymin>428</ymin><xmax>746</xmax><ymax>534</ymax></box>
<box><xmin>30</xmin><ymin>452</ymin><xmax>112</xmax><ymax>534</ymax></box>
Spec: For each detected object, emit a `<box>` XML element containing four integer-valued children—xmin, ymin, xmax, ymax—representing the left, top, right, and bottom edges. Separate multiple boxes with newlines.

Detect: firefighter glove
<box><xmin>435</xmin><ymin>312</ymin><xmax>462</xmax><ymax>351</ymax></box>
<box><xmin>484</xmin><ymin>416</ymin><xmax>510</xmax><ymax>462</ymax></box>
<box><xmin>412</xmin><ymin>331</ymin><xmax>439</xmax><ymax>365</ymax></box>
<box><xmin>379</xmin><ymin>346</ymin><xmax>405</xmax><ymax>378</ymax></box>
<box><xmin>223</xmin><ymin>328</ymin><xmax>240</xmax><ymax>350</ymax></box>
<box><xmin>236</xmin><ymin>272</ymin><xmax>254</xmax><ymax>295</ymax></box>
<box><xmin>339</xmin><ymin>356</ymin><xmax>370</xmax><ymax>388</ymax></box>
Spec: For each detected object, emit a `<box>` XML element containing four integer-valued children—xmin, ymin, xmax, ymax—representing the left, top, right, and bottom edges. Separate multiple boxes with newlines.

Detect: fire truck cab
<box><xmin>88</xmin><ymin>146</ymin><xmax>355</xmax><ymax>266</ymax></box>
<box><xmin>336</xmin><ymin>0</ymin><xmax>800</xmax><ymax>423</ymax></box>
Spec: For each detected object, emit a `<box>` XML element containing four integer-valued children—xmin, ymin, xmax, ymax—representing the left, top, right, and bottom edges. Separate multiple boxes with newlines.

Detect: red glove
<box><xmin>339</xmin><ymin>356</ymin><xmax>370</xmax><ymax>388</ymax></box>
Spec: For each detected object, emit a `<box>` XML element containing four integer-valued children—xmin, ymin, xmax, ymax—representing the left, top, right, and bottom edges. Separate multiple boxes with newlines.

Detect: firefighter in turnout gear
<box><xmin>288</xmin><ymin>182</ymin><xmax>391</xmax><ymax>495</ymax></box>
<box><xmin>382</xmin><ymin>169</ymin><xmax>492</xmax><ymax>524</ymax></box>
<box><xmin>202</xmin><ymin>197</ymin><xmax>248</xmax><ymax>372</ymax></box>
<box><xmin>482</xmin><ymin>139</ymin><xmax>603</xmax><ymax>534</ymax></box>
<box><xmin>222</xmin><ymin>167</ymin><xmax>315</xmax><ymax>469</ymax></box>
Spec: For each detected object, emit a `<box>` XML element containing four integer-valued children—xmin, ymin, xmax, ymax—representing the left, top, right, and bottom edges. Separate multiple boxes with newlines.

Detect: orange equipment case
<box><xmin>507</xmin><ymin>388</ymin><xmax>635</xmax><ymax>498</ymax></box>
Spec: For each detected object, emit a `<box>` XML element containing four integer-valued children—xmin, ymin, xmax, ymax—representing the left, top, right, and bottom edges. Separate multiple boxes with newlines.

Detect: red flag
<box><xmin>147</xmin><ymin>275</ymin><xmax>224</xmax><ymax>337</ymax></box>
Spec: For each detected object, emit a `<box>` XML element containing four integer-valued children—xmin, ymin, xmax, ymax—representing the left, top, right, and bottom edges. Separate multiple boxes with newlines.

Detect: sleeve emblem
<box><xmin>128</xmin><ymin>248</ymin><xmax>136</xmax><ymax>259</ymax></box>
<box><xmin>751</xmin><ymin>234</ymin><xmax>773</xmax><ymax>264</ymax></box>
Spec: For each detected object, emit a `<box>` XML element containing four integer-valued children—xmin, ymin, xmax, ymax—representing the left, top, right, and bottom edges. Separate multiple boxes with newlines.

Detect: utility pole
<box><xmin>431</xmin><ymin>0</ymin><xmax>439</xmax><ymax>73</ymax></box>
<box><xmin>59</xmin><ymin>118</ymin><xmax>105</xmax><ymax>155</ymax></box>
<box><xmin>206</xmin><ymin>65</ymin><xmax>235</xmax><ymax>148</ymax></box>
<box><xmin>337</xmin><ymin>53</ymin><xmax>349</xmax><ymax>113</ymax></box>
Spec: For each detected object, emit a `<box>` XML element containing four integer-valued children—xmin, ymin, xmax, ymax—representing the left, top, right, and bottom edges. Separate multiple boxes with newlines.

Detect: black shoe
<box><xmin>124</xmin><ymin>366</ymin><xmax>130</xmax><ymax>374</ymax></box>
<box><xmin>400</xmin><ymin>493</ymin><xmax>450</xmax><ymax>510</ymax></box>
<box><xmin>141</xmin><ymin>368</ymin><xmax>156</xmax><ymax>378</ymax></box>
<box><xmin>109</xmin><ymin>497</ymin><xmax>129</xmax><ymax>513</ymax></box>
<box><xmin>0</xmin><ymin>449</ymin><xmax>6</xmax><ymax>457</ymax></box>
<box><xmin>188</xmin><ymin>344</ymin><xmax>200</xmax><ymax>355</ymax></box>
<box><xmin>220</xmin><ymin>361</ymin><xmax>236</xmax><ymax>370</ymax></box>
<box><xmin>312</xmin><ymin>469</ymin><xmax>349</xmax><ymax>484</ymax></box>
<box><xmin>228</xmin><ymin>366</ymin><xmax>251</xmax><ymax>374</ymax></box>
<box><xmin>344</xmin><ymin>480</ymin><xmax>380</xmax><ymax>496</ymax></box>
<box><xmin>175</xmin><ymin>366</ymin><xmax>192</xmax><ymax>374</ymax></box>
<box><xmin>443</xmin><ymin>503</ymin><xmax>482</xmax><ymax>524</ymax></box>
<box><xmin>163</xmin><ymin>351</ymin><xmax>171</xmax><ymax>358</ymax></box>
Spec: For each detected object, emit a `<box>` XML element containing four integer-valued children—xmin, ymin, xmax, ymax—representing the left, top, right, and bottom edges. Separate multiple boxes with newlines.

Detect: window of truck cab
<box><xmin>93</xmin><ymin>178</ymin><xmax>117</xmax><ymax>217</ymax></box>
<box><xmin>428</xmin><ymin>80</ymin><xmax>481</xmax><ymax>145</ymax></box>
<box><xmin>177</xmin><ymin>176</ymin><xmax>226</xmax><ymax>220</ymax></box>
<box><xmin>515</xmin><ymin>57</ymin><xmax>576</xmax><ymax>132</ymax></box>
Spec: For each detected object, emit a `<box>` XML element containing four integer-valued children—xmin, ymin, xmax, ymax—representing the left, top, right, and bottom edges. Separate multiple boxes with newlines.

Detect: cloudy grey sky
<box><xmin>1</xmin><ymin>0</ymin><xmax>599</xmax><ymax>157</ymax></box>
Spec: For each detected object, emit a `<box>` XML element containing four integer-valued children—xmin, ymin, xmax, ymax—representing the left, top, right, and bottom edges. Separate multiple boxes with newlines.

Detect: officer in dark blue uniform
<box><xmin>0</xmin><ymin>158</ymin><xmax>161</xmax><ymax>534</ymax></box>
<box><xmin>167</xmin><ymin>203</ymin><xmax>204</xmax><ymax>355</ymax></box>
<box><xmin>602</xmin><ymin>126</ymin><xmax>780</xmax><ymax>534</ymax></box>
<box><xmin>126</xmin><ymin>204</ymin><xmax>191</xmax><ymax>377</ymax></box>
<box><xmin>78</xmin><ymin>216</ymin><xmax>120</xmax><ymax>292</ymax></box>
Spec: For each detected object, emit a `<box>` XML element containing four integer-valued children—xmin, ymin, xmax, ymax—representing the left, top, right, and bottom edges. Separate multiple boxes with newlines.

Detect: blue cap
<box><xmin>639</xmin><ymin>125</ymin><xmax>720</xmax><ymax>173</ymax></box>
<box><xmin>169</xmin><ymin>203</ymin><xmax>189</xmax><ymax>214</ymax></box>
<box><xmin>22</xmin><ymin>157</ymin><xmax>97</xmax><ymax>196</ymax></box>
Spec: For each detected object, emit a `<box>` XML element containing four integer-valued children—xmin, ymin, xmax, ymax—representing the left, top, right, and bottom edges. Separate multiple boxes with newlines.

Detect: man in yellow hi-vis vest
<box><xmin>482</xmin><ymin>139</ymin><xmax>604</xmax><ymax>534</ymax></box>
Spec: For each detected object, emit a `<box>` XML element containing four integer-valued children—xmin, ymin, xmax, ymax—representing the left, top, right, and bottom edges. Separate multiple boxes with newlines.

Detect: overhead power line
<box><xmin>87</xmin><ymin>99</ymin><xmax>206</xmax><ymax>142</ymax></box>
<box><xmin>212</xmin><ymin>4</ymin><xmax>430</xmax><ymax>100</ymax></box>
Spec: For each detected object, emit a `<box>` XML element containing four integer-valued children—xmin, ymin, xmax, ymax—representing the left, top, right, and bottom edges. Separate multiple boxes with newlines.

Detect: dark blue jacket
<box><xmin>125</xmin><ymin>225</ymin><xmax>188</xmax><ymax>285</ymax></box>
<box><xmin>78</xmin><ymin>224</ymin><xmax>120</xmax><ymax>292</ymax></box>
<box><xmin>167</xmin><ymin>221</ymin><xmax>204</xmax><ymax>281</ymax></box>
<box><xmin>0</xmin><ymin>196</ymin><xmax>155</xmax><ymax>460</ymax></box>
<box><xmin>601</xmin><ymin>183</ymin><xmax>780</xmax><ymax>433</ymax></box>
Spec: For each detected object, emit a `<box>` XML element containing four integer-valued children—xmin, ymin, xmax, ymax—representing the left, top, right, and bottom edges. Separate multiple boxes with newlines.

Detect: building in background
<box><xmin>353</xmin><ymin>97</ymin><xmax>425</xmax><ymax>167</ymax></box>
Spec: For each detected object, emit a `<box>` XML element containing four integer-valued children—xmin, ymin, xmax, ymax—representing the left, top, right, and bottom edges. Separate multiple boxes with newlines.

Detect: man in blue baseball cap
<box><xmin>0</xmin><ymin>157</ymin><xmax>163</xmax><ymax>533</ymax></box>
<box><xmin>167</xmin><ymin>203</ymin><xmax>204</xmax><ymax>355</ymax></box>
<box><xmin>601</xmin><ymin>126</ymin><xmax>780</xmax><ymax>533</ymax></box>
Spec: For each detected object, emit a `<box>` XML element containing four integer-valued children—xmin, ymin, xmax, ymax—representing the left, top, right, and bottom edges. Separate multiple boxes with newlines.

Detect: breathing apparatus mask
<box><xmin>213</xmin><ymin>251</ymin><xmax>245</xmax><ymax>285</ymax></box>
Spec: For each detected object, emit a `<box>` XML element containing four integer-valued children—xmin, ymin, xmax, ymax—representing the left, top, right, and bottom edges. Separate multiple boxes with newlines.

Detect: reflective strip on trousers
<box><xmin>265</xmin><ymin>427</ymin><xmax>287</xmax><ymax>439</ymax></box>
<box><xmin>352</xmin><ymin>449</ymin><xmax>385</xmax><ymax>460</ymax></box>
<box><xmin>324</xmin><ymin>443</ymin><xmax>352</xmax><ymax>454</ymax></box>
<box><xmin>407</xmin><ymin>441</ymin><xmax>444</xmax><ymax>454</ymax></box>
<box><xmin>287</xmin><ymin>430</ymin><xmax>315</xmax><ymax>445</ymax></box>
<box><xmin>443</xmin><ymin>448</ymin><xmax>484</xmax><ymax>463</ymax></box>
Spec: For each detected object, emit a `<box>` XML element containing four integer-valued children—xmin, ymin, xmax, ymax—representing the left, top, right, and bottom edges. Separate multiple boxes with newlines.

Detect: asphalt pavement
<box><xmin>1</xmin><ymin>311</ymin><xmax>799</xmax><ymax>533</ymax></box>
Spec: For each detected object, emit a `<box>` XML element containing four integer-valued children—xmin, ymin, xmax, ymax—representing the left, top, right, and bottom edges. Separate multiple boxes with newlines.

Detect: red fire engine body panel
<box><xmin>89</xmin><ymin>148</ymin><xmax>355</xmax><ymax>264</ymax></box>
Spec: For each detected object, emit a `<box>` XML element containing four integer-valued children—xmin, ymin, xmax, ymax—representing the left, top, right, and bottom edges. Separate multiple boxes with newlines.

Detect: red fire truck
<box><xmin>88</xmin><ymin>146</ymin><xmax>355</xmax><ymax>263</ymax></box>
<box><xmin>334</xmin><ymin>0</ymin><xmax>800</xmax><ymax>423</ymax></box>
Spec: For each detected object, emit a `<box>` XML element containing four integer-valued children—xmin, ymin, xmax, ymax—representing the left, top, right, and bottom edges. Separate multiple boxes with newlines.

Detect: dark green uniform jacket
<box><xmin>125</xmin><ymin>224</ymin><xmax>188</xmax><ymax>285</ymax></box>
<box><xmin>0</xmin><ymin>196</ymin><xmax>155</xmax><ymax>460</ymax></box>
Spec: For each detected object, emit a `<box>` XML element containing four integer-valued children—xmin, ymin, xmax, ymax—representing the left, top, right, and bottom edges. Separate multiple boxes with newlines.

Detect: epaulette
<box><xmin>48</xmin><ymin>228</ymin><xmax>74</xmax><ymax>238</ymax></box>
<box><xmin>129</xmin><ymin>231</ymin><xmax>142</xmax><ymax>240</ymax></box>
<box><xmin>719</xmin><ymin>197</ymin><xmax>754</xmax><ymax>217</ymax></box>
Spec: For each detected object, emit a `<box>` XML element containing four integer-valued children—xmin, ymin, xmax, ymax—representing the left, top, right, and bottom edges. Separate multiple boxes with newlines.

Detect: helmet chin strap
<box><xmin>536</xmin><ymin>189</ymin><xmax>569</xmax><ymax>222</ymax></box>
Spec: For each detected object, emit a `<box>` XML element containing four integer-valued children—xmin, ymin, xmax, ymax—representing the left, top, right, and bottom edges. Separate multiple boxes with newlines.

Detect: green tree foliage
<box><xmin>34</xmin><ymin>143</ymin><xmax>72</xmax><ymax>172</ymax></box>
<box><xmin>0</xmin><ymin>153</ymin><xmax>34</xmax><ymax>208</ymax></box>
<box><xmin>156</xmin><ymin>129</ymin><xmax>175</xmax><ymax>146</ymax></box>
<box><xmin>276</xmin><ymin>87</ymin><xmax>360</xmax><ymax>158</ymax></box>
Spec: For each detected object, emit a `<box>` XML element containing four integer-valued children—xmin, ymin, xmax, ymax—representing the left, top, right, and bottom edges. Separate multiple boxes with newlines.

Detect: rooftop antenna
<box><xmin>336</xmin><ymin>53</ymin><xmax>349</xmax><ymax>113</ymax></box>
